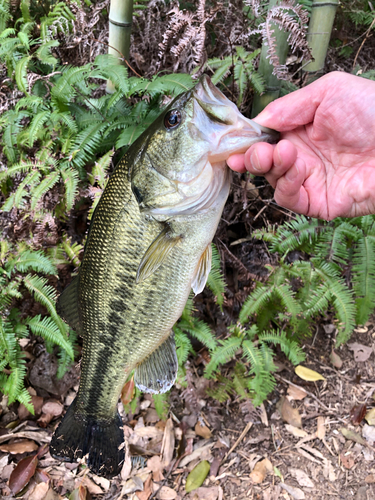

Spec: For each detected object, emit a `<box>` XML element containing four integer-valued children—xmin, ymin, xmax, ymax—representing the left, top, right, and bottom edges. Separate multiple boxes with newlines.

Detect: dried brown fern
<box><xmin>260</xmin><ymin>0</ymin><xmax>311</xmax><ymax>78</ymax></box>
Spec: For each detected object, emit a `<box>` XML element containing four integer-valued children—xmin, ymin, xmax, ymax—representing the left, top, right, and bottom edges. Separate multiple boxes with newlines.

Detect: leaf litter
<box><xmin>2</xmin><ymin>322</ymin><xmax>375</xmax><ymax>499</ymax></box>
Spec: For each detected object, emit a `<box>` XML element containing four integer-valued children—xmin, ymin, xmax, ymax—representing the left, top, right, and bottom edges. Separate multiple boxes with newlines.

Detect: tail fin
<box><xmin>50</xmin><ymin>398</ymin><xmax>125</xmax><ymax>478</ymax></box>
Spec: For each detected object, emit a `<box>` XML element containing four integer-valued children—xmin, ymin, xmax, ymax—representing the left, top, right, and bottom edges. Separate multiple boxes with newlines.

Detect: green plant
<box><xmin>198</xmin><ymin>47</ymin><xmax>265</xmax><ymax>107</ymax></box>
<box><xmin>0</xmin><ymin>241</ymin><xmax>75</xmax><ymax>410</ymax></box>
<box><xmin>205</xmin><ymin>215</ymin><xmax>375</xmax><ymax>406</ymax></box>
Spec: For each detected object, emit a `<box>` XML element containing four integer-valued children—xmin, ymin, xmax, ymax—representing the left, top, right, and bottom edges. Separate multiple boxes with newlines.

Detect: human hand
<box><xmin>228</xmin><ymin>72</ymin><xmax>375</xmax><ymax>220</ymax></box>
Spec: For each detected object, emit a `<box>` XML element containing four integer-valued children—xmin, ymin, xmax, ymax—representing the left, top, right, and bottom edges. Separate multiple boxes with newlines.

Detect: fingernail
<box><xmin>286</xmin><ymin>160</ymin><xmax>300</xmax><ymax>182</ymax></box>
<box><xmin>250</xmin><ymin>150</ymin><xmax>260</xmax><ymax>171</ymax></box>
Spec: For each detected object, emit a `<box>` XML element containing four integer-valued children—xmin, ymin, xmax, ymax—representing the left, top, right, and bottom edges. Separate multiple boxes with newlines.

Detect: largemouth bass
<box><xmin>50</xmin><ymin>76</ymin><xmax>278</xmax><ymax>477</ymax></box>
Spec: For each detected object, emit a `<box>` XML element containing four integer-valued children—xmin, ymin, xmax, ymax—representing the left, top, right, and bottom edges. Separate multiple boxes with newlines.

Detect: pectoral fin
<box><xmin>56</xmin><ymin>276</ymin><xmax>82</xmax><ymax>335</ymax></box>
<box><xmin>191</xmin><ymin>244</ymin><xmax>212</xmax><ymax>295</ymax></box>
<box><xmin>136</xmin><ymin>226</ymin><xmax>181</xmax><ymax>283</ymax></box>
<box><xmin>134</xmin><ymin>334</ymin><xmax>178</xmax><ymax>394</ymax></box>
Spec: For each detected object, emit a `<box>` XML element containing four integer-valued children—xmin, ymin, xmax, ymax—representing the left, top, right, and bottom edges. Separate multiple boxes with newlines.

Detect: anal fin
<box><xmin>134</xmin><ymin>334</ymin><xmax>178</xmax><ymax>394</ymax></box>
<box><xmin>191</xmin><ymin>244</ymin><xmax>212</xmax><ymax>295</ymax></box>
<box><xmin>56</xmin><ymin>276</ymin><xmax>82</xmax><ymax>335</ymax></box>
<box><xmin>136</xmin><ymin>226</ymin><xmax>181</xmax><ymax>284</ymax></box>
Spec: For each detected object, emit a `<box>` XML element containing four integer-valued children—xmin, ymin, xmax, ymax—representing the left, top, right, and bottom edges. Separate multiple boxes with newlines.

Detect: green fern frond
<box><xmin>11</xmin><ymin>249</ymin><xmax>56</xmax><ymax>275</ymax></box>
<box><xmin>205</xmin><ymin>336</ymin><xmax>242</xmax><ymax>377</ymax></box>
<box><xmin>22</xmin><ymin>275</ymin><xmax>72</xmax><ymax>358</ymax></box>
<box><xmin>352</xmin><ymin>234</ymin><xmax>375</xmax><ymax>325</ymax></box>
<box><xmin>153</xmin><ymin>393</ymin><xmax>169</xmax><ymax>420</ymax></box>
<box><xmin>26</xmin><ymin>315</ymin><xmax>74</xmax><ymax>359</ymax></box>
<box><xmin>259</xmin><ymin>330</ymin><xmax>305</xmax><ymax>365</ymax></box>
<box><xmin>174</xmin><ymin>326</ymin><xmax>193</xmax><ymax>366</ymax></box>
<box><xmin>30</xmin><ymin>170</ymin><xmax>59</xmax><ymax>211</ymax></box>
<box><xmin>15</xmin><ymin>55</ymin><xmax>31</xmax><ymax>93</ymax></box>
<box><xmin>207</xmin><ymin>243</ymin><xmax>225</xmax><ymax>307</ymax></box>
<box><xmin>61</xmin><ymin>167</ymin><xmax>79</xmax><ymax>211</ymax></box>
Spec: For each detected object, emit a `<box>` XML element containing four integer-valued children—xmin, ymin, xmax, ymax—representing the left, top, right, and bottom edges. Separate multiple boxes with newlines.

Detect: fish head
<box><xmin>131</xmin><ymin>75</ymin><xmax>279</xmax><ymax>219</ymax></box>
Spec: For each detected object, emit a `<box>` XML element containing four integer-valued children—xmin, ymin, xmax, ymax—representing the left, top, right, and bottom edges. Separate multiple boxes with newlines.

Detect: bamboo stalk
<box><xmin>251</xmin><ymin>0</ymin><xmax>289</xmax><ymax>117</ymax></box>
<box><xmin>302</xmin><ymin>0</ymin><xmax>339</xmax><ymax>82</ymax></box>
<box><xmin>107</xmin><ymin>0</ymin><xmax>134</xmax><ymax>93</ymax></box>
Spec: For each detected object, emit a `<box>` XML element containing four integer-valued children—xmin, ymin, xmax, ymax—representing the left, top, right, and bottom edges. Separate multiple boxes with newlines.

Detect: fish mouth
<box><xmin>192</xmin><ymin>75</ymin><xmax>279</xmax><ymax>160</ymax></box>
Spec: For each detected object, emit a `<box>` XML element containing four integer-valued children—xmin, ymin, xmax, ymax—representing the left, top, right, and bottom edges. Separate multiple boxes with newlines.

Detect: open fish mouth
<box><xmin>192</xmin><ymin>74</ymin><xmax>279</xmax><ymax>162</ymax></box>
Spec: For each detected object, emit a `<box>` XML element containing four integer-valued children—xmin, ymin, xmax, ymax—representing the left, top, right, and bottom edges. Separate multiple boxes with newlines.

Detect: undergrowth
<box><xmin>1</xmin><ymin>0</ymin><xmax>374</xmax><ymax>417</ymax></box>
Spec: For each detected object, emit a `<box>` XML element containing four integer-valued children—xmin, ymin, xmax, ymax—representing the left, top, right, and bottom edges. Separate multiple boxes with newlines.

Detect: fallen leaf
<box><xmin>161</xmin><ymin>418</ymin><xmax>175</xmax><ymax>467</ymax></box>
<box><xmin>69</xmin><ymin>485</ymin><xmax>88</xmax><ymax>500</ymax></box>
<box><xmin>147</xmin><ymin>455</ymin><xmax>164</xmax><ymax>481</ymax></box>
<box><xmin>134</xmin><ymin>426</ymin><xmax>164</xmax><ymax>439</ymax></box>
<box><xmin>121</xmin><ymin>378</ymin><xmax>135</xmax><ymax>406</ymax></box>
<box><xmin>91</xmin><ymin>475</ymin><xmax>110</xmax><ymax>493</ymax></box>
<box><xmin>41</xmin><ymin>400</ymin><xmax>63</xmax><ymax>417</ymax></box>
<box><xmin>289</xmin><ymin>468</ymin><xmax>314</xmax><ymax>488</ymax></box>
<box><xmin>285</xmin><ymin>424</ymin><xmax>308</xmax><ymax>438</ymax></box>
<box><xmin>195</xmin><ymin>421</ymin><xmax>212</xmax><ymax>439</ymax></box>
<box><xmin>180</xmin><ymin>443</ymin><xmax>214</xmax><ymax>467</ymax></box>
<box><xmin>9</xmin><ymin>454</ymin><xmax>38</xmax><ymax>494</ymax></box>
<box><xmin>43</xmin><ymin>488</ymin><xmax>64</xmax><ymax>500</ymax></box>
<box><xmin>365</xmin><ymin>408</ymin><xmax>375</xmax><ymax>425</ymax></box>
<box><xmin>0</xmin><ymin>430</ymin><xmax>49</xmax><ymax>445</ymax></box>
<box><xmin>277</xmin><ymin>397</ymin><xmax>302</xmax><ymax>429</ymax></box>
<box><xmin>287</xmin><ymin>385</ymin><xmax>307</xmax><ymax>401</ymax></box>
<box><xmin>330</xmin><ymin>350</ymin><xmax>343</xmax><ymax>369</ymax></box>
<box><xmin>18</xmin><ymin>396</ymin><xmax>44</xmax><ymax>421</ymax></box>
<box><xmin>157</xmin><ymin>485</ymin><xmax>177</xmax><ymax>499</ymax></box>
<box><xmin>362</xmin><ymin>424</ymin><xmax>375</xmax><ymax>444</ymax></box>
<box><xmin>75</xmin><ymin>476</ymin><xmax>102</xmax><ymax>495</ymax></box>
<box><xmin>35</xmin><ymin>468</ymin><xmax>50</xmax><ymax>483</ymax></box>
<box><xmin>0</xmin><ymin>439</ymin><xmax>38</xmax><ymax>454</ymax></box>
<box><xmin>29</xmin><ymin>482</ymin><xmax>49</xmax><ymax>500</ymax></box>
<box><xmin>280</xmin><ymin>482</ymin><xmax>305</xmax><ymax>499</ymax></box>
<box><xmin>295</xmin><ymin>366</ymin><xmax>325</xmax><ymax>382</ymax></box>
<box><xmin>250</xmin><ymin>459</ymin><xmax>271</xmax><ymax>484</ymax></box>
<box><xmin>350</xmin><ymin>404</ymin><xmax>367</xmax><ymax>425</ymax></box>
<box><xmin>316</xmin><ymin>417</ymin><xmax>326</xmax><ymax>440</ymax></box>
<box><xmin>186</xmin><ymin>460</ymin><xmax>210</xmax><ymax>493</ymax></box>
<box><xmin>340</xmin><ymin>452</ymin><xmax>355</xmax><ymax>469</ymax></box>
<box><xmin>341</xmin><ymin>428</ymin><xmax>367</xmax><ymax>446</ymax></box>
<box><xmin>37</xmin><ymin>413</ymin><xmax>54</xmax><ymax>428</ymax></box>
<box><xmin>365</xmin><ymin>474</ymin><xmax>375</xmax><ymax>483</ymax></box>
<box><xmin>348</xmin><ymin>343</ymin><xmax>372</xmax><ymax>362</ymax></box>
<box><xmin>137</xmin><ymin>475</ymin><xmax>152</xmax><ymax>500</ymax></box>
<box><xmin>322</xmin><ymin>458</ymin><xmax>336</xmax><ymax>482</ymax></box>
<box><xmin>187</xmin><ymin>486</ymin><xmax>219</xmax><ymax>500</ymax></box>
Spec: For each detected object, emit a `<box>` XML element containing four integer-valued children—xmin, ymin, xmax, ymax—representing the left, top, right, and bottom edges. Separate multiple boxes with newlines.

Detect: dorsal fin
<box><xmin>56</xmin><ymin>276</ymin><xmax>82</xmax><ymax>335</ymax></box>
<box><xmin>191</xmin><ymin>244</ymin><xmax>212</xmax><ymax>295</ymax></box>
<box><xmin>134</xmin><ymin>334</ymin><xmax>178</xmax><ymax>394</ymax></box>
<box><xmin>136</xmin><ymin>227</ymin><xmax>182</xmax><ymax>284</ymax></box>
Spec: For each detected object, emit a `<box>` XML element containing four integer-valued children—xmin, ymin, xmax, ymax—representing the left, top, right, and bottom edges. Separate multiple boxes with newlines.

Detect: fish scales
<box><xmin>50</xmin><ymin>75</ymin><xmax>279</xmax><ymax>477</ymax></box>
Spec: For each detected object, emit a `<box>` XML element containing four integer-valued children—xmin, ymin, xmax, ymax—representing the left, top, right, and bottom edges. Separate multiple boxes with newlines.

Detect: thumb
<box><xmin>254</xmin><ymin>77</ymin><xmax>328</xmax><ymax>131</ymax></box>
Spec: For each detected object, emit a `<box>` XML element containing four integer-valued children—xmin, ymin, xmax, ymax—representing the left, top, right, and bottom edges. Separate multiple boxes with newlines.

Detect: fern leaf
<box><xmin>27</xmin><ymin>315</ymin><xmax>74</xmax><ymax>361</ymax></box>
<box><xmin>207</xmin><ymin>244</ymin><xmax>225</xmax><ymax>307</ymax></box>
<box><xmin>61</xmin><ymin>167</ymin><xmax>79</xmax><ymax>211</ymax></box>
<box><xmin>352</xmin><ymin>235</ymin><xmax>375</xmax><ymax>325</ymax></box>
<box><xmin>30</xmin><ymin>170</ymin><xmax>60</xmax><ymax>211</ymax></box>
<box><xmin>13</xmin><ymin>250</ymin><xmax>56</xmax><ymax>275</ymax></box>
<box><xmin>26</xmin><ymin>110</ymin><xmax>51</xmax><ymax>147</ymax></box>
<box><xmin>15</xmin><ymin>55</ymin><xmax>31</xmax><ymax>93</ymax></box>
<box><xmin>205</xmin><ymin>336</ymin><xmax>242</xmax><ymax>377</ymax></box>
<box><xmin>23</xmin><ymin>275</ymin><xmax>73</xmax><ymax>358</ymax></box>
<box><xmin>153</xmin><ymin>393</ymin><xmax>169</xmax><ymax>420</ymax></box>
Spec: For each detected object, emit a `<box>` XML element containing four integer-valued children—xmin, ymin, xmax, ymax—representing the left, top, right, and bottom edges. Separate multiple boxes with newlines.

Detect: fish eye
<box><xmin>164</xmin><ymin>110</ymin><xmax>182</xmax><ymax>130</ymax></box>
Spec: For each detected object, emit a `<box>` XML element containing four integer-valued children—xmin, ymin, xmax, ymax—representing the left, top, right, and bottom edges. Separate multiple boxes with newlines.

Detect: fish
<box><xmin>49</xmin><ymin>75</ymin><xmax>279</xmax><ymax>477</ymax></box>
